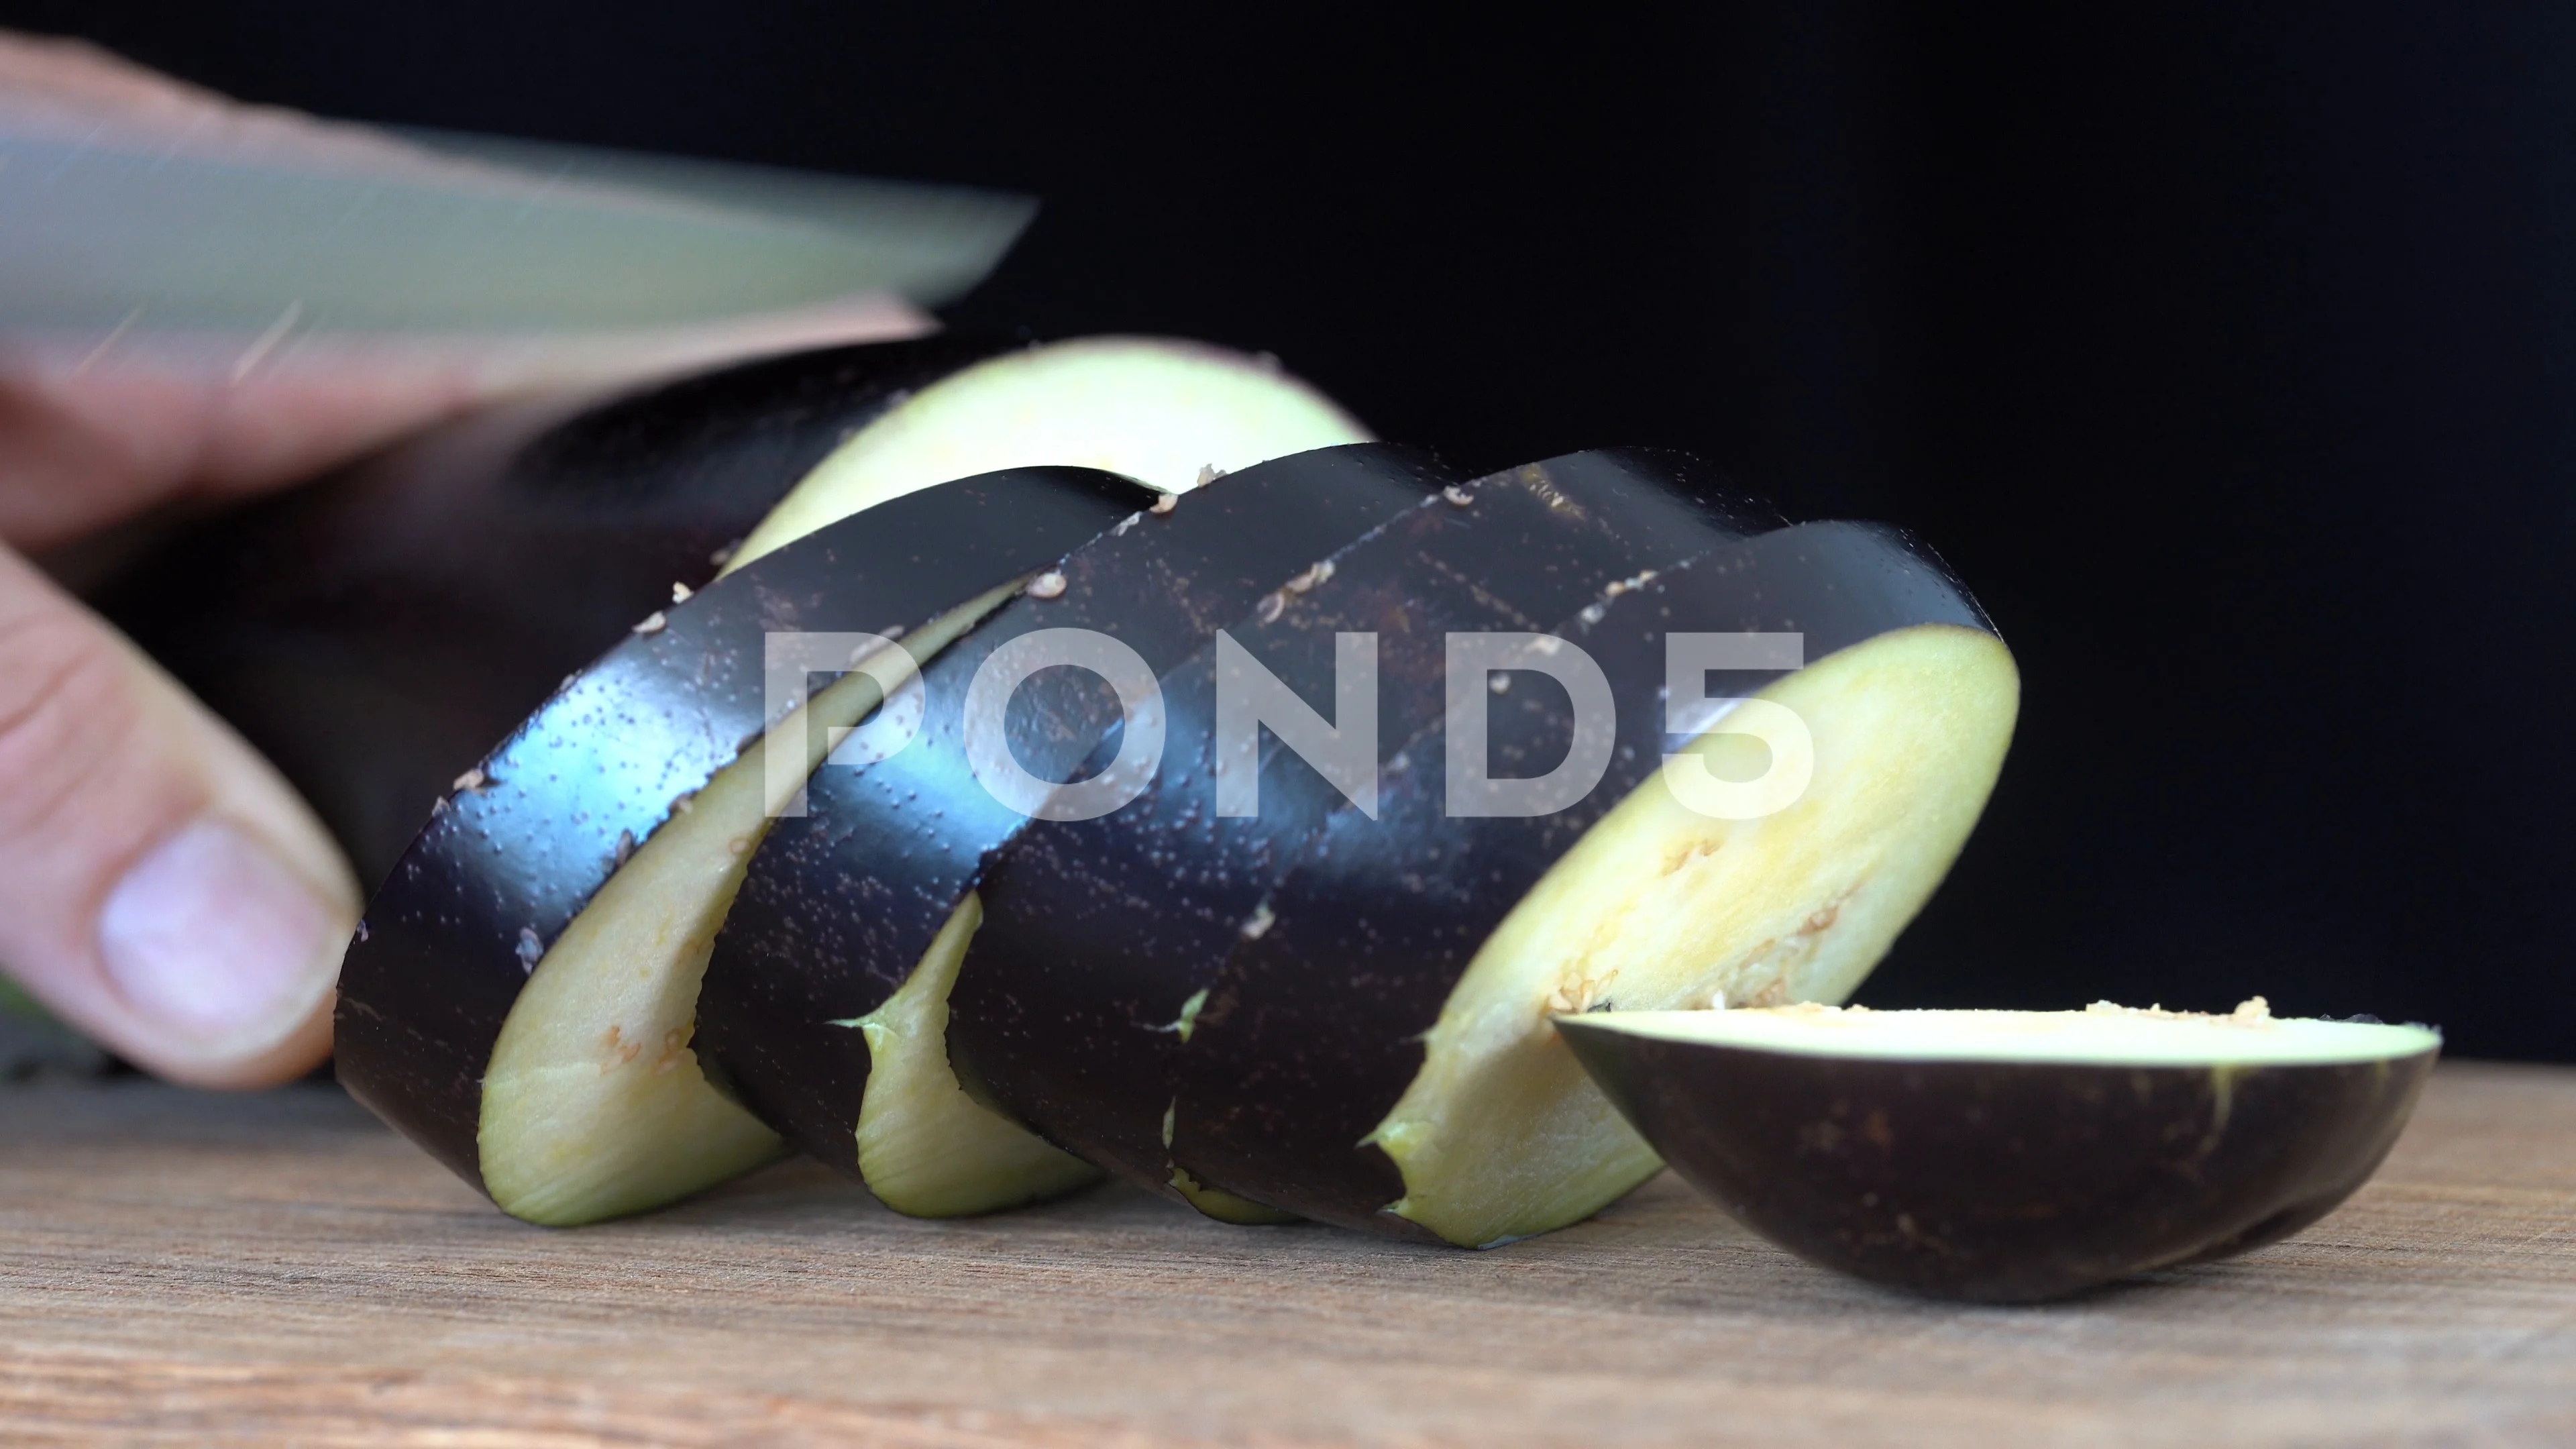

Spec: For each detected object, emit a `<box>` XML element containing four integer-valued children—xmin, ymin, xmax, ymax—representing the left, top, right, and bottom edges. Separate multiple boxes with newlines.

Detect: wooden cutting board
<box><xmin>1</xmin><ymin>1061</ymin><xmax>2570</xmax><ymax>1446</ymax></box>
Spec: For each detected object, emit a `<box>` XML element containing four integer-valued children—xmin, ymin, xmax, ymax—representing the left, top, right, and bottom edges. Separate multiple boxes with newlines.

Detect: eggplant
<box><xmin>945</xmin><ymin>450</ymin><xmax>1784</xmax><ymax>1220</ymax></box>
<box><xmin>1556</xmin><ymin>1002</ymin><xmax>2441</xmax><ymax>1301</ymax></box>
<box><xmin>338</xmin><ymin>466</ymin><xmax>1148</xmax><ymax>1223</ymax></box>
<box><xmin>1169</xmin><ymin>521</ymin><xmax>2023</xmax><ymax>1245</ymax></box>
<box><xmin>696</xmin><ymin>443</ymin><xmax>1451</xmax><ymax>1216</ymax></box>
<box><xmin>140</xmin><ymin>333</ymin><xmax>1373</xmax><ymax>1226</ymax></box>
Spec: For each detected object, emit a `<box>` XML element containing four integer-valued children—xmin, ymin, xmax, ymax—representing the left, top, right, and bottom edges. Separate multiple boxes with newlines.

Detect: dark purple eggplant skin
<box><xmin>335</xmin><ymin>466</ymin><xmax>1150</xmax><ymax>1189</ymax></box>
<box><xmin>698</xmin><ymin>443</ymin><xmax>1451</xmax><ymax>1179</ymax></box>
<box><xmin>1170</xmin><ymin>521</ymin><xmax>1998</xmax><ymax>1240</ymax></box>
<box><xmin>107</xmin><ymin>337</ymin><xmax>1020</xmax><ymax>890</ymax></box>
<box><xmin>947</xmin><ymin>449</ymin><xmax>1784</xmax><ymax>1202</ymax></box>
<box><xmin>1555</xmin><ymin>1018</ymin><xmax>2438</xmax><ymax>1301</ymax></box>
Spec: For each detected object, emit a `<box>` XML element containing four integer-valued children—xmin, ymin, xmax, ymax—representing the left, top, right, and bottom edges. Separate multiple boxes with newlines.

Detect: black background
<box><xmin>11</xmin><ymin>4</ymin><xmax>2571</xmax><ymax>1059</ymax></box>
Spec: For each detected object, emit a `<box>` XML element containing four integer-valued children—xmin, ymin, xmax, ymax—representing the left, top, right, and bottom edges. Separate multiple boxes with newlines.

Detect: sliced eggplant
<box><xmin>698</xmin><ymin>443</ymin><xmax>1451</xmax><ymax>1216</ymax></box>
<box><xmin>309</xmin><ymin>336</ymin><xmax>1371</xmax><ymax>1225</ymax></box>
<box><xmin>1556</xmin><ymin>1002</ymin><xmax>2441</xmax><ymax>1301</ymax></box>
<box><xmin>947</xmin><ymin>451</ymin><xmax>1784</xmax><ymax>1218</ymax></box>
<box><xmin>1171</xmin><ymin>521</ymin><xmax>2023</xmax><ymax>1246</ymax></box>
<box><xmin>337</xmin><ymin>468</ymin><xmax>1148</xmax><ymax>1222</ymax></box>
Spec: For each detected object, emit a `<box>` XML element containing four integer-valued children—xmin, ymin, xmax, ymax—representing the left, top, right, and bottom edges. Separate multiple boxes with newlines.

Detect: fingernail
<box><xmin>98</xmin><ymin>818</ymin><xmax>343</xmax><ymax>1053</ymax></box>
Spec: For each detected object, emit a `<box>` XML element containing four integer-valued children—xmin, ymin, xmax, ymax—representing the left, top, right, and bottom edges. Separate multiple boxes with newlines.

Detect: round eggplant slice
<box><xmin>698</xmin><ymin>443</ymin><xmax>1452</xmax><ymax>1216</ymax></box>
<box><xmin>1171</xmin><ymin>521</ymin><xmax>2023</xmax><ymax>1246</ymax></box>
<box><xmin>111</xmin><ymin>333</ymin><xmax>1368</xmax><ymax>890</ymax></box>
<box><xmin>337</xmin><ymin>467</ymin><xmax>1149</xmax><ymax>1224</ymax></box>
<box><xmin>947</xmin><ymin>450</ymin><xmax>1784</xmax><ymax>1222</ymax></box>
<box><xmin>1555</xmin><ymin>1002</ymin><xmax>2442</xmax><ymax>1301</ymax></box>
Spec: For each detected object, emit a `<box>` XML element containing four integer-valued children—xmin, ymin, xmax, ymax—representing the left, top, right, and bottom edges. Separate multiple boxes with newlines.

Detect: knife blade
<box><xmin>0</xmin><ymin>113</ymin><xmax>1032</xmax><ymax>338</ymax></box>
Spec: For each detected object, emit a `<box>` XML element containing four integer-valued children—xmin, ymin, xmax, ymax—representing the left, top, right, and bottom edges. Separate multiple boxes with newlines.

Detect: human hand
<box><xmin>0</xmin><ymin>32</ymin><xmax>930</xmax><ymax>1086</ymax></box>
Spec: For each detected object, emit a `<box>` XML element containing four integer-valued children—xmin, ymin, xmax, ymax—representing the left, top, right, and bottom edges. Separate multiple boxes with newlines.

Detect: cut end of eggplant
<box><xmin>852</xmin><ymin>893</ymin><xmax>1104</xmax><ymax>1216</ymax></box>
<box><xmin>1578</xmin><ymin>998</ymin><xmax>2443</xmax><ymax>1066</ymax></box>
<box><xmin>725</xmin><ymin>337</ymin><xmax>1369</xmax><ymax>572</ymax></box>
<box><xmin>1557</xmin><ymin>1002</ymin><xmax>2438</xmax><ymax>1302</ymax></box>
<box><xmin>1368</xmin><ymin>623</ymin><xmax>2021</xmax><ymax>1248</ymax></box>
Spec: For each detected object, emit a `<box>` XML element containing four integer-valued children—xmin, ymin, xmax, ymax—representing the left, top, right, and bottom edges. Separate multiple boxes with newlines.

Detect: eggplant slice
<box><xmin>339</xmin><ymin>468</ymin><xmax>1145</xmax><ymax>1222</ymax></box>
<box><xmin>317</xmin><ymin>335</ymin><xmax>1371</xmax><ymax>1225</ymax></box>
<box><xmin>946</xmin><ymin>450</ymin><xmax>1784</xmax><ymax>1220</ymax></box>
<box><xmin>1170</xmin><ymin>521</ymin><xmax>2022</xmax><ymax>1246</ymax></box>
<box><xmin>1556</xmin><ymin>1002</ymin><xmax>2440</xmax><ymax>1301</ymax></box>
<box><xmin>698</xmin><ymin>444</ymin><xmax>1452</xmax><ymax>1216</ymax></box>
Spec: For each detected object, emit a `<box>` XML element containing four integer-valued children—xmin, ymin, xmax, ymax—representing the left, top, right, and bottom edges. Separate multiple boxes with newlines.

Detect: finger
<box><xmin>0</xmin><ymin>543</ymin><xmax>356</xmax><ymax>1086</ymax></box>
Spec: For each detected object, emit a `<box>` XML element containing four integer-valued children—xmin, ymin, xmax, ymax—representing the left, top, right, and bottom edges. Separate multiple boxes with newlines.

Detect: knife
<box><xmin>0</xmin><ymin>111</ymin><xmax>1033</xmax><ymax>341</ymax></box>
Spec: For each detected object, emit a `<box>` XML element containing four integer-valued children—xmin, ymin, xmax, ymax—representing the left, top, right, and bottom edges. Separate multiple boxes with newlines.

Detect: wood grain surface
<box><xmin>0</xmin><ymin>1061</ymin><xmax>2570</xmax><ymax>1446</ymax></box>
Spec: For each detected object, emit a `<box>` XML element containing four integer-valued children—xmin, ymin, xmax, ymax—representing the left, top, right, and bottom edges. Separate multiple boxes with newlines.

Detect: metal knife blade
<box><xmin>0</xmin><ymin>115</ymin><xmax>1033</xmax><ymax>337</ymax></box>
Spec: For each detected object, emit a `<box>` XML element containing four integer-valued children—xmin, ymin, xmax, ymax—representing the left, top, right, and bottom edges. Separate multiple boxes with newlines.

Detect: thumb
<box><xmin>0</xmin><ymin>544</ymin><xmax>354</xmax><ymax>1087</ymax></box>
